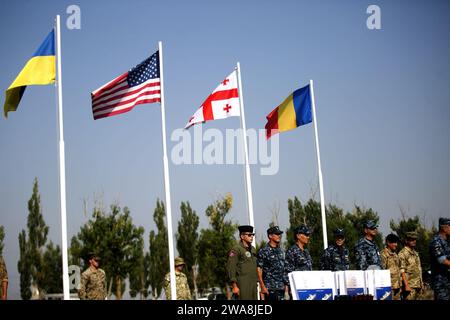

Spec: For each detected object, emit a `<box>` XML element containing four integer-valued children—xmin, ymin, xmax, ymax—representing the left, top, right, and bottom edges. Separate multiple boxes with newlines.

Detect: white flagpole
<box><xmin>236</xmin><ymin>62</ymin><xmax>255</xmax><ymax>234</ymax></box>
<box><xmin>55</xmin><ymin>15</ymin><xmax>71</xmax><ymax>300</ymax></box>
<box><xmin>309</xmin><ymin>79</ymin><xmax>328</xmax><ymax>249</ymax></box>
<box><xmin>158</xmin><ymin>41</ymin><xmax>176</xmax><ymax>300</ymax></box>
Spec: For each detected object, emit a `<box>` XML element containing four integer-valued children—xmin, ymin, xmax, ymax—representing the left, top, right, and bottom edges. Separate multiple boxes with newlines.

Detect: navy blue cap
<box><xmin>363</xmin><ymin>220</ymin><xmax>378</xmax><ymax>229</ymax></box>
<box><xmin>333</xmin><ymin>228</ymin><xmax>345</xmax><ymax>237</ymax></box>
<box><xmin>294</xmin><ymin>225</ymin><xmax>311</xmax><ymax>236</ymax></box>
<box><xmin>439</xmin><ymin>217</ymin><xmax>450</xmax><ymax>226</ymax></box>
<box><xmin>267</xmin><ymin>226</ymin><xmax>283</xmax><ymax>235</ymax></box>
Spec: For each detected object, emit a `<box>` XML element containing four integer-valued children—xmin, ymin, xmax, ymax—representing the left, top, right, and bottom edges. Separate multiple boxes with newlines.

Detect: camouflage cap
<box><xmin>333</xmin><ymin>228</ymin><xmax>345</xmax><ymax>237</ymax></box>
<box><xmin>267</xmin><ymin>226</ymin><xmax>283</xmax><ymax>235</ymax></box>
<box><xmin>294</xmin><ymin>225</ymin><xmax>311</xmax><ymax>236</ymax></box>
<box><xmin>438</xmin><ymin>217</ymin><xmax>450</xmax><ymax>226</ymax></box>
<box><xmin>363</xmin><ymin>220</ymin><xmax>378</xmax><ymax>229</ymax></box>
<box><xmin>405</xmin><ymin>231</ymin><xmax>418</xmax><ymax>239</ymax></box>
<box><xmin>238</xmin><ymin>225</ymin><xmax>254</xmax><ymax>234</ymax></box>
<box><xmin>174</xmin><ymin>257</ymin><xmax>186</xmax><ymax>266</ymax></box>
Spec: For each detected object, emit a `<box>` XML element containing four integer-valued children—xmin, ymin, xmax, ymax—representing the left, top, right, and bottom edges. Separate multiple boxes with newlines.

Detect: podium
<box><xmin>289</xmin><ymin>270</ymin><xmax>392</xmax><ymax>300</ymax></box>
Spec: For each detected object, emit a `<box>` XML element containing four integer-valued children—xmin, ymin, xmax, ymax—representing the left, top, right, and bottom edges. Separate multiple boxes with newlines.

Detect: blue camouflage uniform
<box><xmin>284</xmin><ymin>244</ymin><xmax>312</xmax><ymax>284</ymax></box>
<box><xmin>429</xmin><ymin>224</ymin><xmax>450</xmax><ymax>300</ymax></box>
<box><xmin>320</xmin><ymin>244</ymin><xmax>350</xmax><ymax>271</ymax></box>
<box><xmin>257</xmin><ymin>244</ymin><xmax>286</xmax><ymax>299</ymax></box>
<box><xmin>354</xmin><ymin>237</ymin><xmax>382</xmax><ymax>270</ymax></box>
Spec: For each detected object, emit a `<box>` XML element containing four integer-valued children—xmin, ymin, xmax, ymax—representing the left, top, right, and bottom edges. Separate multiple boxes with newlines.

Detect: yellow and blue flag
<box><xmin>3</xmin><ymin>30</ymin><xmax>55</xmax><ymax>117</ymax></box>
<box><xmin>265</xmin><ymin>84</ymin><xmax>312</xmax><ymax>139</ymax></box>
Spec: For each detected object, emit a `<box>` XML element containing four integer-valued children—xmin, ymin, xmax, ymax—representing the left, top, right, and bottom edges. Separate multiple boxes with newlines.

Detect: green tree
<box><xmin>128</xmin><ymin>232</ymin><xmax>145</xmax><ymax>299</ymax></box>
<box><xmin>197</xmin><ymin>193</ymin><xmax>236</xmax><ymax>292</ymax></box>
<box><xmin>17</xmin><ymin>178</ymin><xmax>49</xmax><ymax>299</ymax></box>
<box><xmin>390</xmin><ymin>214</ymin><xmax>433</xmax><ymax>271</ymax></box>
<box><xmin>70</xmin><ymin>204</ymin><xmax>145</xmax><ymax>299</ymax></box>
<box><xmin>41</xmin><ymin>242</ymin><xmax>62</xmax><ymax>294</ymax></box>
<box><xmin>18</xmin><ymin>230</ymin><xmax>31</xmax><ymax>299</ymax></box>
<box><xmin>176</xmin><ymin>201</ymin><xmax>199</xmax><ymax>291</ymax></box>
<box><xmin>148</xmin><ymin>199</ymin><xmax>168</xmax><ymax>299</ymax></box>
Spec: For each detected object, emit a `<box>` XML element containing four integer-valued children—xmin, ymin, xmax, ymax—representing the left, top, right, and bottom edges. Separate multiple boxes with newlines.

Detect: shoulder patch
<box><xmin>228</xmin><ymin>250</ymin><xmax>237</xmax><ymax>257</ymax></box>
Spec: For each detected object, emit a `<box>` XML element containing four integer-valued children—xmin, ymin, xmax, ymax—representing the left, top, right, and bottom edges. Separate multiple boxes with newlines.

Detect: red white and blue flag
<box><xmin>185</xmin><ymin>70</ymin><xmax>240</xmax><ymax>129</ymax></box>
<box><xmin>91</xmin><ymin>51</ymin><xmax>161</xmax><ymax>120</ymax></box>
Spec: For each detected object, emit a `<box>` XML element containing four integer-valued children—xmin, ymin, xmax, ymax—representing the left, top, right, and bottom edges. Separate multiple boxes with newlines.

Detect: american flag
<box><xmin>91</xmin><ymin>51</ymin><xmax>161</xmax><ymax>120</ymax></box>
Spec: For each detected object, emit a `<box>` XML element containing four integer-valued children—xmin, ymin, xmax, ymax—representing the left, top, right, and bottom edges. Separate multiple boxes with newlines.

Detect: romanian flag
<box><xmin>3</xmin><ymin>30</ymin><xmax>56</xmax><ymax>118</ymax></box>
<box><xmin>265</xmin><ymin>84</ymin><xmax>312</xmax><ymax>139</ymax></box>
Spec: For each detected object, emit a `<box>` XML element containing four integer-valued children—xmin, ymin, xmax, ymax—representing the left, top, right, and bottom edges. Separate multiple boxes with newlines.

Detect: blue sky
<box><xmin>1</xmin><ymin>0</ymin><xmax>449</xmax><ymax>299</ymax></box>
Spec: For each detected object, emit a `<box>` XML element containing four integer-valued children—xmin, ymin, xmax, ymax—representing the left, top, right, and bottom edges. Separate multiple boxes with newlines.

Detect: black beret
<box><xmin>238</xmin><ymin>225</ymin><xmax>254</xmax><ymax>233</ymax></box>
<box><xmin>385</xmin><ymin>234</ymin><xmax>400</xmax><ymax>243</ymax></box>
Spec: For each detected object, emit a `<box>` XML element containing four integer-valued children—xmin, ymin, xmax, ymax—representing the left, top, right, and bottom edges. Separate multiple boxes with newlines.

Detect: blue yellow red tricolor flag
<box><xmin>3</xmin><ymin>30</ymin><xmax>56</xmax><ymax>117</ymax></box>
<box><xmin>265</xmin><ymin>84</ymin><xmax>312</xmax><ymax>139</ymax></box>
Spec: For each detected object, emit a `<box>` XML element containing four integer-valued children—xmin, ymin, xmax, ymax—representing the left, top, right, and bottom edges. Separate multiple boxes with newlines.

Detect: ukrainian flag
<box><xmin>3</xmin><ymin>30</ymin><xmax>55</xmax><ymax>117</ymax></box>
<box><xmin>265</xmin><ymin>84</ymin><xmax>313</xmax><ymax>139</ymax></box>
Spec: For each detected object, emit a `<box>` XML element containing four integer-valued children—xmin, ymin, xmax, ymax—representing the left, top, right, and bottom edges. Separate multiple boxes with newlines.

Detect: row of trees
<box><xmin>14</xmin><ymin>178</ymin><xmax>438</xmax><ymax>299</ymax></box>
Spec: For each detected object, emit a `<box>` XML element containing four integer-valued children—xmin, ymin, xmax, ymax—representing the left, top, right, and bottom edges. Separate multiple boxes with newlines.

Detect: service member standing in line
<box><xmin>257</xmin><ymin>226</ymin><xmax>288</xmax><ymax>301</ymax></box>
<box><xmin>319</xmin><ymin>228</ymin><xmax>350</xmax><ymax>271</ymax></box>
<box><xmin>354</xmin><ymin>220</ymin><xmax>382</xmax><ymax>270</ymax></box>
<box><xmin>78</xmin><ymin>252</ymin><xmax>107</xmax><ymax>300</ymax></box>
<box><xmin>429</xmin><ymin>217</ymin><xmax>450</xmax><ymax>300</ymax></box>
<box><xmin>381</xmin><ymin>233</ymin><xmax>402</xmax><ymax>300</ymax></box>
<box><xmin>399</xmin><ymin>231</ymin><xmax>423</xmax><ymax>300</ymax></box>
<box><xmin>284</xmin><ymin>225</ymin><xmax>313</xmax><ymax>280</ymax></box>
<box><xmin>164</xmin><ymin>257</ymin><xmax>192</xmax><ymax>300</ymax></box>
<box><xmin>226</xmin><ymin>225</ymin><xmax>258</xmax><ymax>300</ymax></box>
<box><xmin>0</xmin><ymin>255</ymin><xmax>8</xmax><ymax>300</ymax></box>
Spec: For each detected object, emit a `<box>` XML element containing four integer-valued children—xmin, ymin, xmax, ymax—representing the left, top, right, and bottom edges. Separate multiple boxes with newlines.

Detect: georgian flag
<box><xmin>185</xmin><ymin>70</ymin><xmax>240</xmax><ymax>129</ymax></box>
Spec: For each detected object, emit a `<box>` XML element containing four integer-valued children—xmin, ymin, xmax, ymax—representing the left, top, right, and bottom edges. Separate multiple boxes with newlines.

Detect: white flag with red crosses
<box><xmin>185</xmin><ymin>70</ymin><xmax>240</xmax><ymax>129</ymax></box>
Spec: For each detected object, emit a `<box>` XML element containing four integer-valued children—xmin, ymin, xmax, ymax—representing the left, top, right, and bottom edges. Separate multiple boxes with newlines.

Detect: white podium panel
<box><xmin>366</xmin><ymin>269</ymin><xmax>392</xmax><ymax>300</ymax></box>
<box><xmin>343</xmin><ymin>271</ymin><xmax>366</xmax><ymax>296</ymax></box>
<box><xmin>289</xmin><ymin>271</ymin><xmax>336</xmax><ymax>300</ymax></box>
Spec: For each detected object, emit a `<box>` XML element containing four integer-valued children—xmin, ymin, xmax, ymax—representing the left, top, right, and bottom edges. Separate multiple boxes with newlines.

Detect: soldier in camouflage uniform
<box><xmin>399</xmin><ymin>231</ymin><xmax>423</xmax><ymax>300</ymax></box>
<box><xmin>319</xmin><ymin>228</ymin><xmax>350</xmax><ymax>271</ymax></box>
<box><xmin>429</xmin><ymin>217</ymin><xmax>450</xmax><ymax>300</ymax></box>
<box><xmin>284</xmin><ymin>224</ymin><xmax>313</xmax><ymax>293</ymax></box>
<box><xmin>381</xmin><ymin>234</ymin><xmax>401</xmax><ymax>300</ymax></box>
<box><xmin>0</xmin><ymin>255</ymin><xmax>8</xmax><ymax>300</ymax></box>
<box><xmin>226</xmin><ymin>225</ymin><xmax>258</xmax><ymax>300</ymax></box>
<box><xmin>354</xmin><ymin>220</ymin><xmax>382</xmax><ymax>270</ymax></box>
<box><xmin>164</xmin><ymin>257</ymin><xmax>192</xmax><ymax>300</ymax></box>
<box><xmin>257</xmin><ymin>226</ymin><xmax>287</xmax><ymax>301</ymax></box>
<box><xmin>78</xmin><ymin>253</ymin><xmax>107</xmax><ymax>300</ymax></box>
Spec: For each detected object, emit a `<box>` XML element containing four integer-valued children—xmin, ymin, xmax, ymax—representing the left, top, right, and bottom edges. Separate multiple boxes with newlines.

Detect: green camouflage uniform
<box><xmin>399</xmin><ymin>246</ymin><xmax>422</xmax><ymax>300</ymax></box>
<box><xmin>381</xmin><ymin>247</ymin><xmax>401</xmax><ymax>300</ymax></box>
<box><xmin>164</xmin><ymin>270</ymin><xmax>192</xmax><ymax>300</ymax></box>
<box><xmin>227</xmin><ymin>241</ymin><xmax>258</xmax><ymax>300</ymax></box>
<box><xmin>78</xmin><ymin>266</ymin><xmax>107</xmax><ymax>300</ymax></box>
<box><xmin>0</xmin><ymin>256</ymin><xmax>8</xmax><ymax>298</ymax></box>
